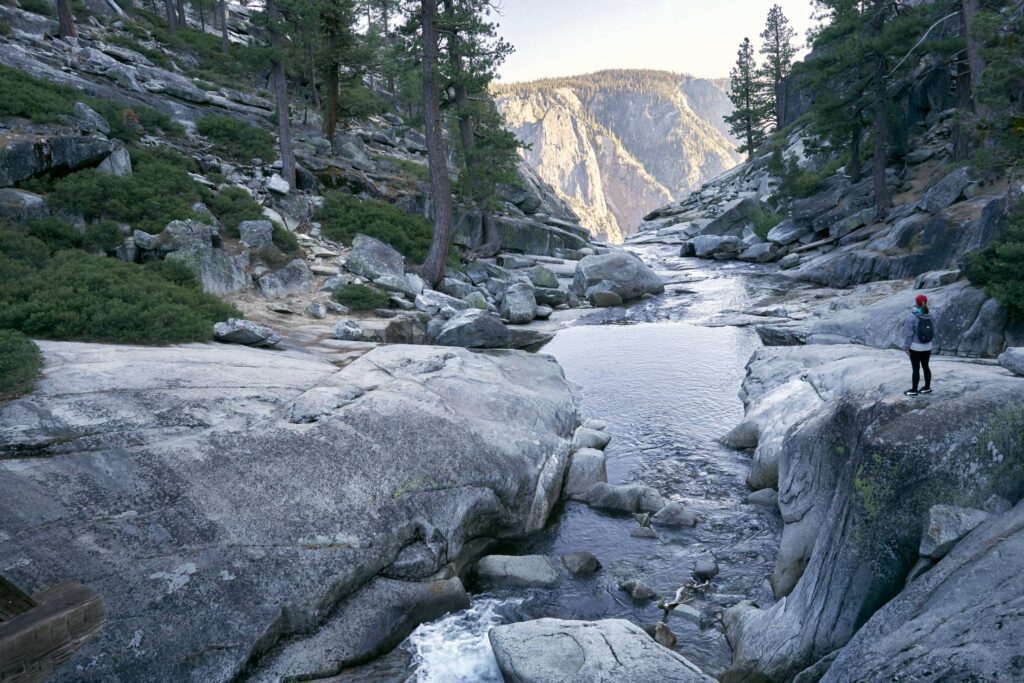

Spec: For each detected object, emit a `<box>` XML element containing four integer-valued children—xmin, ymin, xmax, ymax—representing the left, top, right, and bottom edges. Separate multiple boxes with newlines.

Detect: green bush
<box><xmin>0</xmin><ymin>20</ymin><xmax>12</xmax><ymax>36</ymax></box>
<box><xmin>251</xmin><ymin>246</ymin><xmax>293</xmax><ymax>270</ymax></box>
<box><xmin>41</xmin><ymin>148</ymin><xmax>209</xmax><ymax>234</ymax></box>
<box><xmin>331</xmin><ymin>283</ymin><xmax>390</xmax><ymax>311</ymax></box>
<box><xmin>196</xmin><ymin>115</ymin><xmax>276</xmax><ymax>162</ymax></box>
<box><xmin>207</xmin><ymin>187</ymin><xmax>265</xmax><ymax>232</ymax></box>
<box><xmin>272</xmin><ymin>223</ymin><xmax>300</xmax><ymax>254</ymax></box>
<box><xmin>317</xmin><ymin>192</ymin><xmax>434</xmax><ymax>262</ymax></box>
<box><xmin>750</xmin><ymin>207</ymin><xmax>785</xmax><ymax>240</ymax></box>
<box><xmin>0</xmin><ymin>227</ymin><xmax>49</xmax><ymax>268</ymax></box>
<box><xmin>965</xmin><ymin>199</ymin><xmax>1024</xmax><ymax>319</ymax></box>
<box><xmin>0</xmin><ymin>330</ymin><xmax>42</xmax><ymax>401</ymax></box>
<box><xmin>17</xmin><ymin>0</ymin><xmax>54</xmax><ymax>17</ymax></box>
<box><xmin>0</xmin><ymin>65</ymin><xmax>180</xmax><ymax>139</ymax></box>
<box><xmin>0</xmin><ymin>251</ymin><xmax>240</xmax><ymax>344</ymax></box>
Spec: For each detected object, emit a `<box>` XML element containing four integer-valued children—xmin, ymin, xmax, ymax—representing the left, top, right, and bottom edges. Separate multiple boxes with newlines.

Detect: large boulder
<box><xmin>918</xmin><ymin>504</ymin><xmax>990</xmax><ymax>559</ymax></box>
<box><xmin>572</xmin><ymin>252</ymin><xmax>664</xmax><ymax>301</ymax></box>
<box><xmin>238</xmin><ymin>220</ymin><xmax>274</xmax><ymax>249</ymax></box>
<box><xmin>344</xmin><ymin>233</ymin><xmax>405</xmax><ymax>282</ymax></box>
<box><xmin>0</xmin><ymin>188</ymin><xmax>47</xmax><ymax>222</ymax></box>
<box><xmin>434</xmin><ymin>309</ymin><xmax>511</xmax><ymax>348</ymax></box>
<box><xmin>258</xmin><ymin>259</ymin><xmax>314</xmax><ymax>298</ymax></box>
<box><xmin>213</xmin><ymin>319</ymin><xmax>281</xmax><ymax>347</ymax></box>
<box><xmin>702</xmin><ymin>196</ymin><xmax>761</xmax><ymax>237</ymax></box>
<box><xmin>488</xmin><ymin>618</ymin><xmax>713</xmax><ymax>683</ymax></box>
<box><xmin>723</xmin><ymin>345</ymin><xmax>1024</xmax><ymax>682</ymax></box>
<box><xmin>816</xmin><ymin>502</ymin><xmax>1024</xmax><ymax>682</ymax></box>
<box><xmin>0</xmin><ymin>133</ymin><xmax>113</xmax><ymax>187</ymax></box>
<box><xmin>919</xmin><ymin>166</ymin><xmax>972</xmax><ymax>214</ymax></box>
<box><xmin>0</xmin><ymin>342</ymin><xmax>578</xmax><ymax>681</ymax></box>
<box><xmin>501</xmin><ymin>282</ymin><xmax>537</xmax><ymax>324</ymax></box>
<box><xmin>767</xmin><ymin>219</ymin><xmax>809</xmax><ymax>246</ymax></box>
<box><xmin>167</xmin><ymin>245</ymin><xmax>249</xmax><ymax>296</ymax></box>
<box><xmin>999</xmin><ymin>348</ymin><xmax>1024</xmax><ymax>377</ymax></box>
<box><xmin>563</xmin><ymin>448</ymin><xmax>607</xmax><ymax>500</ymax></box>
<box><xmin>693</xmin><ymin>235</ymin><xmax>742</xmax><ymax>259</ymax></box>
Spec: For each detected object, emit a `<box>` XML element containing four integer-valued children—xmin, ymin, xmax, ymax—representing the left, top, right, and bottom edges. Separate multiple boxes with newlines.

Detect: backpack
<box><xmin>916</xmin><ymin>314</ymin><xmax>934</xmax><ymax>344</ymax></box>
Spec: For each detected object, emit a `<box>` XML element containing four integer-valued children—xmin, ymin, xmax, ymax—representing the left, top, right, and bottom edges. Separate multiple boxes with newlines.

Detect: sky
<box><xmin>494</xmin><ymin>0</ymin><xmax>819</xmax><ymax>83</ymax></box>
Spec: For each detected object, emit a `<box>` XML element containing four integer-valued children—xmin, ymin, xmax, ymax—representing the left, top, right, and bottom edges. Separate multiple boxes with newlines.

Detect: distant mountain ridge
<box><xmin>496</xmin><ymin>69</ymin><xmax>742</xmax><ymax>242</ymax></box>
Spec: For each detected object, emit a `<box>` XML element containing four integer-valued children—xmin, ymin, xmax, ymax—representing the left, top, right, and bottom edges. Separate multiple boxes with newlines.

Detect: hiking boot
<box><xmin>920</xmin><ymin>387</ymin><xmax>933</xmax><ymax>394</ymax></box>
<box><xmin>904</xmin><ymin>390</ymin><xmax>919</xmax><ymax>397</ymax></box>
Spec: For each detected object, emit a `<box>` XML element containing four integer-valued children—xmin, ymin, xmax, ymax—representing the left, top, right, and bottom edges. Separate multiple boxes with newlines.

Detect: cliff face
<box><xmin>496</xmin><ymin>71</ymin><xmax>741</xmax><ymax>243</ymax></box>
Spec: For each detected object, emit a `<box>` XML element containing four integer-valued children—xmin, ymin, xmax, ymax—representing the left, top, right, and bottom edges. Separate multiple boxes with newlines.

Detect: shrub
<box><xmin>0</xmin><ymin>227</ymin><xmax>48</xmax><ymax>268</ymax></box>
<box><xmin>750</xmin><ymin>207</ymin><xmax>785</xmax><ymax>240</ymax></box>
<box><xmin>251</xmin><ymin>246</ymin><xmax>293</xmax><ymax>270</ymax></box>
<box><xmin>0</xmin><ymin>330</ymin><xmax>42</xmax><ymax>401</ymax></box>
<box><xmin>197</xmin><ymin>115</ymin><xmax>276</xmax><ymax>162</ymax></box>
<box><xmin>207</xmin><ymin>187</ymin><xmax>265</xmax><ymax>232</ymax></box>
<box><xmin>17</xmin><ymin>0</ymin><xmax>53</xmax><ymax>16</ymax></box>
<box><xmin>42</xmin><ymin>148</ymin><xmax>209</xmax><ymax>234</ymax></box>
<box><xmin>272</xmin><ymin>223</ymin><xmax>300</xmax><ymax>254</ymax></box>
<box><xmin>0</xmin><ymin>20</ymin><xmax>12</xmax><ymax>36</ymax></box>
<box><xmin>0</xmin><ymin>251</ymin><xmax>240</xmax><ymax>344</ymax></box>
<box><xmin>0</xmin><ymin>65</ymin><xmax>180</xmax><ymax>138</ymax></box>
<box><xmin>964</xmin><ymin>199</ymin><xmax>1024</xmax><ymax>319</ymax></box>
<box><xmin>317</xmin><ymin>192</ymin><xmax>434</xmax><ymax>262</ymax></box>
<box><xmin>331</xmin><ymin>283</ymin><xmax>390</xmax><ymax>311</ymax></box>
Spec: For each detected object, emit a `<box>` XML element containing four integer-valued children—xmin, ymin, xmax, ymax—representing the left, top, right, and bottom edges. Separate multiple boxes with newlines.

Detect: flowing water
<box><xmin>341</xmin><ymin>246</ymin><xmax>788</xmax><ymax>681</ymax></box>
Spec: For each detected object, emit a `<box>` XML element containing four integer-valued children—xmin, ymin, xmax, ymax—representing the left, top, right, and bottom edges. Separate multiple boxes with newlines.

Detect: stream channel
<box><xmin>342</xmin><ymin>245</ymin><xmax>790</xmax><ymax>681</ymax></box>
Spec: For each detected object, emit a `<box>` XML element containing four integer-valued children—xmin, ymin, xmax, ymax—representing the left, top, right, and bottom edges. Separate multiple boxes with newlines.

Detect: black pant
<box><xmin>910</xmin><ymin>350</ymin><xmax>931</xmax><ymax>391</ymax></box>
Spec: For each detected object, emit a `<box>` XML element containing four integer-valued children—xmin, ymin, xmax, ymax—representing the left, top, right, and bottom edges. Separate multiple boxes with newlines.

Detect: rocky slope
<box><xmin>722</xmin><ymin>345</ymin><xmax>1024</xmax><ymax>682</ymax></box>
<box><xmin>497</xmin><ymin>70</ymin><xmax>741</xmax><ymax>243</ymax></box>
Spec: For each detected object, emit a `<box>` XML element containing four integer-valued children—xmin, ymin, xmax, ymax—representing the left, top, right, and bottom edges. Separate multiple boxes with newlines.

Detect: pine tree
<box><xmin>723</xmin><ymin>38</ymin><xmax>769</xmax><ymax>161</ymax></box>
<box><xmin>416</xmin><ymin>0</ymin><xmax>455</xmax><ymax>287</ymax></box>
<box><xmin>56</xmin><ymin>0</ymin><xmax>76</xmax><ymax>37</ymax></box>
<box><xmin>441</xmin><ymin>0</ymin><xmax>517</xmax><ymax>257</ymax></box>
<box><xmin>759</xmin><ymin>4</ymin><xmax>797</xmax><ymax>129</ymax></box>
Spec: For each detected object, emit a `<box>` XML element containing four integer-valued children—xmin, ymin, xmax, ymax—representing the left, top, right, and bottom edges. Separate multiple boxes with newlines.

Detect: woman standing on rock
<box><xmin>903</xmin><ymin>294</ymin><xmax>936</xmax><ymax>396</ymax></box>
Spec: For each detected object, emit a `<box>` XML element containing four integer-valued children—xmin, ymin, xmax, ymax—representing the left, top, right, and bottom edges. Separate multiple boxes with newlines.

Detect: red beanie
<box><xmin>916</xmin><ymin>294</ymin><xmax>928</xmax><ymax>306</ymax></box>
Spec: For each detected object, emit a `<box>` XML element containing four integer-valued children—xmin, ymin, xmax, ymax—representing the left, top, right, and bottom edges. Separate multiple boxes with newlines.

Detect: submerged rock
<box><xmin>561</xmin><ymin>551</ymin><xmax>601</xmax><ymax>575</ymax></box>
<box><xmin>585</xmin><ymin>483</ymin><xmax>665</xmax><ymax>514</ymax></box>
<box><xmin>563</xmin><ymin>448</ymin><xmax>607</xmax><ymax>500</ymax></box>
<box><xmin>489</xmin><ymin>618</ymin><xmax>713</xmax><ymax>682</ymax></box>
<box><xmin>474</xmin><ymin>555</ymin><xmax>558</xmax><ymax>588</ymax></box>
<box><xmin>651</xmin><ymin>502</ymin><xmax>698</xmax><ymax>528</ymax></box>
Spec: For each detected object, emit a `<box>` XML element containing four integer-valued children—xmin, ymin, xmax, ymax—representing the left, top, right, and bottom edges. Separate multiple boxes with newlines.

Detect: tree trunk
<box><xmin>198</xmin><ymin>1</ymin><xmax>205</xmax><ymax>30</ymax></box>
<box><xmin>849</xmin><ymin>124</ymin><xmax>862</xmax><ymax>184</ymax></box>
<box><xmin>961</xmin><ymin>0</ymin><xmax>984</xmax><ymax>100</ymax></box>
<box><xmin>220</xmin><ymin>0</ymin><xmax>229</xmax><ymax>53</ymax></box>
<box><xmin>267</xmin><ymin>0</ymin><xmax>296</xmax><ymax>189</ymax></box>
<box><xmin>324</xmin><ymin>31</ymin><xmax>340</xmax><ymax>143</ymax></box>
<box><xmin>176</xmin><ymin>0</ymin><xmax>186</xmax><ymax>28</ymax></box>
<box><xmin>872</xmin><ymin>57</ymin><xmax>891</xmax><ymax>219</ymax></box>
<box><xmin>417</xmin><ymin>0</ymin><xmax>456</xmax><ymax>287</ymax></box>
<box><xmin>164</xmin><ymin>0</ymin><xmax>177</xmax><ymax>36</ymax></box>
<box><xmin>56</xmin><ymin>0</ymin><xmax>75</xmax><ymax>37</ymax></box>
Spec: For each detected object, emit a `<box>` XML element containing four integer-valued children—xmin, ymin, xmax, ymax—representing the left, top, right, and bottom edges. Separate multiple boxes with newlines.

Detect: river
<box><xmin>338</xmin><ymin>246</ymin><xmax>787</xmax><ymax>681</ymax></box>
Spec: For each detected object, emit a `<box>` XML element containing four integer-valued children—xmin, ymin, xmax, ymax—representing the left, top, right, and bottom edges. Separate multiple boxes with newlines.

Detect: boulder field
<box><xmin>721</xmin><ymin>344</ymin><xmax>1024</xmax><ymax>681</ymax></box>
<box><xmin>0</xmin><ymin>341</ymin><xmax>579</xmax><ymax>681</ymax></box>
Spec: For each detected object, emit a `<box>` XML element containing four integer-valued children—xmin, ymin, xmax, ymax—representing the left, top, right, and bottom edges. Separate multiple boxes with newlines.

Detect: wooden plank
<box><xmin>0</xmin><ymin>581</ymin><xmax>105</xmax><ymax>683</ymax></box>
<box><xmin>0</xmin><ymin>576</ymin><xmax>36</xmax><ymax>623</ymax></box>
